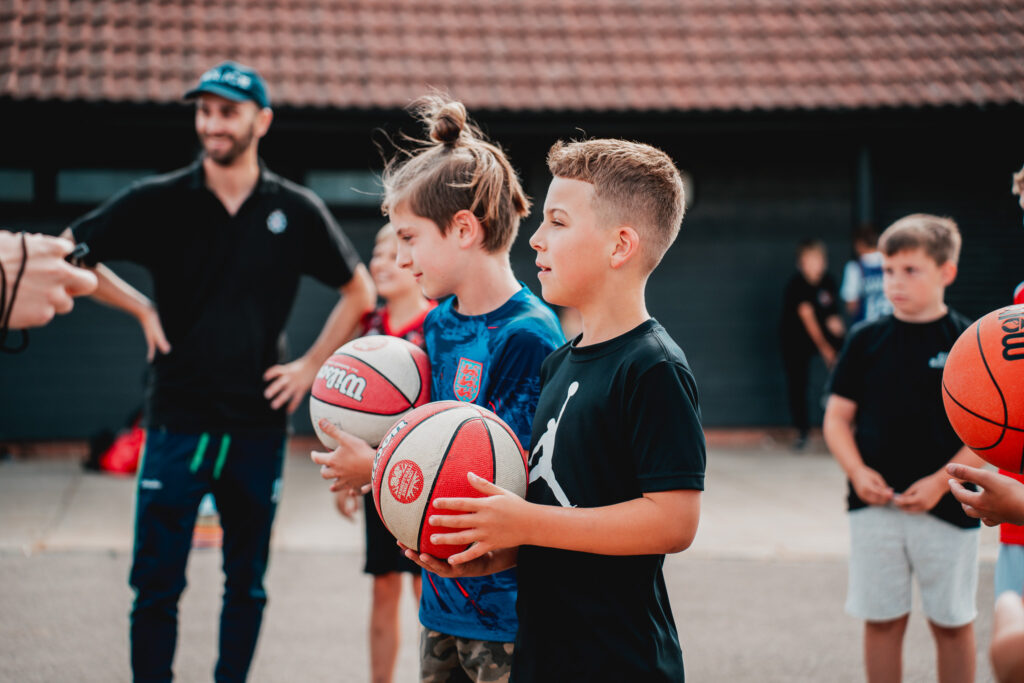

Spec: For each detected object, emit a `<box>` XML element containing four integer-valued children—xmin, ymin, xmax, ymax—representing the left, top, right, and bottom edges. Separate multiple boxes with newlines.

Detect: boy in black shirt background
<box><xmin>780</xmin><ymin>238</ymin><xmax>845</xmax><ymax>449</ymax></box>
<box><xmin>824</xmin><ymin>214</ymin><xmax>987</xmax><ymax>683</ymax></box>
<box><xmin>402</xmin><ymin>139</ymin><xmax>706</xmax><ymax>681</ymax></box>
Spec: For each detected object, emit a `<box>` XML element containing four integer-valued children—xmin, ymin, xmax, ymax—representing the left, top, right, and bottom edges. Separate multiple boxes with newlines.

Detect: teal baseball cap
<box><xmin>184</xmin><ymin>61</ymin><xmax>271</xmax><ymax>108</ymax></box>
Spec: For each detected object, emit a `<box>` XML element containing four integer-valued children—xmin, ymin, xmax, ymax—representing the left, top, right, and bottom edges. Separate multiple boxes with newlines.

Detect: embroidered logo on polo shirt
<box><xmin>928</xmin><ymin>352</ymin><xmax>948</xmax><ymax>369</ymax></box>
<box><xmin>267</xmin><ymin>209</ymin><xmax>288</xmax><ymax>234</ymax></box>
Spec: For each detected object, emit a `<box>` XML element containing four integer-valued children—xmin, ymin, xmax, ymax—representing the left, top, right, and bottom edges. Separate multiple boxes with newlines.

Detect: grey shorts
<box><xmin>420</xmin><ymin>628</ymin><xmax>513</xmax><ymax>683</ymax></box>
<box><xmin>846</xmin><ymin>506</ymin><xmax>979</xmax><ymax>627</ymax></box>
<box><xmin>996</xmin><ymin>543</ymin><xmax>1024</xmax><ymax>598</ymax></box>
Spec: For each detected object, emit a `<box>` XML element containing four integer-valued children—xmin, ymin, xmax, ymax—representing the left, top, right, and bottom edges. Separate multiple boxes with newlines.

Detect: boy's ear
<box><xmin>450</xmin><ymin>209</ymin><xmax>484</xmax><ymax>249</ymax></box>
<box><xmin>940</xmin><ymin>260</ymin><xmax>958</xmax><ymax>286</ymax></box>
<box><xmin>609</xmin><ymin>225</ymin><xmax>641</xmax><ymax>269</ymax></box>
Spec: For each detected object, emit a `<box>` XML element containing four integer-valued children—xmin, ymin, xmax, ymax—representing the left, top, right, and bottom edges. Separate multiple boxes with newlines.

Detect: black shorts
<box><xmin>363</xmin><ymin>492</ymin><xmax>420</xmax><ymax>576</ymax></box>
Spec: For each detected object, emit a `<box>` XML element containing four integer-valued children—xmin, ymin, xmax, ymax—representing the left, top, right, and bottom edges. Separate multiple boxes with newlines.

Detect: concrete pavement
<box><xmin>0</xmin><ymin>436</ymin><xmax>1002</xmax><ymax>682</ymax></box>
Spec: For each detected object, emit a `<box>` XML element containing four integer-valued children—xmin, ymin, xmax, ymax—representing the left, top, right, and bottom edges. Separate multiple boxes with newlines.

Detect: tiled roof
<box><xmin>2</xmin><ymin>0</ymin><xmax>1023</xmax><ymax>112</ymax></box>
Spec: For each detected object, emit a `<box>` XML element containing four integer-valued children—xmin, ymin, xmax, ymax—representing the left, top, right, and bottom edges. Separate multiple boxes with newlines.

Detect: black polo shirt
<box><xmin>71</xmin><ymin>158</ymin><xmax>362</xmax><ymax>435</ymax></box>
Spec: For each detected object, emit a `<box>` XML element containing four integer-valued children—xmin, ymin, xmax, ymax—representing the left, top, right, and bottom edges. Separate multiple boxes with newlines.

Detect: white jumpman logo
<box><xmin>529</xmin><ymin>381</ymin><xmax>578</xmax><ymax>507</ymax></box>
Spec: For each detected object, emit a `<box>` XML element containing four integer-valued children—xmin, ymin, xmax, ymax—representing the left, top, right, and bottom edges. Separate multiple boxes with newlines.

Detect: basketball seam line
<box><xmin>374</xmin><ymin>404</ymin><xmax>466</xmax><ymax>538</ymax></box>
<box><xmin>941</xmin><ymin>382</ymin><xmax>1021</xmax><ymax>445</ymax></box>
<box><xmin>415</xmin><ymin>415</ymin><xmax>482</xmax><ymax>555</ymax></box>
<box><xmin>977</xmin><ymin>321</ymin><xmax>1010</xmax><ymax>431</ymax></box>
<box><xmin>335</xmin><ymin>351</ymin><xmax>418</xmax><ymax>406</ymax></box>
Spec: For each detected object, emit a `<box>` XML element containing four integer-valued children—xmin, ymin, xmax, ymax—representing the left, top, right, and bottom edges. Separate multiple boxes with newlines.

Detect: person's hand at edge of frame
<box><xmin>948</xmin><ymin>463</ymin><xmax>1024</xmax><ymax>526</ymax></box>
<box><xmin>0</xmin><ymin>231</ymin><xmax>98</xmax><ymax>329</ymax></box>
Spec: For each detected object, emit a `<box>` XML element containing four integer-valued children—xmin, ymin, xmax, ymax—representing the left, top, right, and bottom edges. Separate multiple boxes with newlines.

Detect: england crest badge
<box><xmin>453</xmin><ymin>357</ymin><xmax>483</xmax><ymax>402</ymax></box>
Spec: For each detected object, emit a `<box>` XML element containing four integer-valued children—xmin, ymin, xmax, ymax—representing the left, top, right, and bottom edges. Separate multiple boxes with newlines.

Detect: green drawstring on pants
<box><xmin>189</xmin><ymin>433</ymin><xmax>210</xmax><ymax>473</ymax></box>
<box><xmin>213</xmin><ymin>434</ymin><xmax>231</xmax><ymax>480</ymax></box>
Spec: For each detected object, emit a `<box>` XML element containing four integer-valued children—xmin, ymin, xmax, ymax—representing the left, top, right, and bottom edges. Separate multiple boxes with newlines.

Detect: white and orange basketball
<box><xmin>310</xmin><ymin>335</ymin><xmax>430</xmax><ymax>448</ymax></box>
<box><xmin>372</xmin><ymin>401</ymin><xmax>528</xmax><ymax>559</ymax></box>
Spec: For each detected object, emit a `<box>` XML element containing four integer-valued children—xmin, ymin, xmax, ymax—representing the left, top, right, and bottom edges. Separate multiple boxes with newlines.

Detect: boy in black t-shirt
<box><xmin>402</xmin><ymin>139</ymin><xmax>706</xmax><ymax>681</ymax></box>
<box><xmin>824</xmin><ymin>214</ymin><xmax>987</xmax><ymax>683</ymax></box>
<box><xmin>780</xmin><ymin>238</ymin><xmax>844</xmax><ymax>449</ymax></box>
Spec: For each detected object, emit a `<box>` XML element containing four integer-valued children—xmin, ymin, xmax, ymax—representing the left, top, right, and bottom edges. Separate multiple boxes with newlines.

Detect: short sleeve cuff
<box><xmin>638</xmin><ymin>472</ymin><xmax>705</xmax><ymax>493</ymax></box>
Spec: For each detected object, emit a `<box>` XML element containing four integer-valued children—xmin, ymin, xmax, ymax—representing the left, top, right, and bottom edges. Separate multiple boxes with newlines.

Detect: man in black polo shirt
<box><xmin>64</xmin><ymin>62</ymin><xmax>375</xmax><ymax>682</ymax></box>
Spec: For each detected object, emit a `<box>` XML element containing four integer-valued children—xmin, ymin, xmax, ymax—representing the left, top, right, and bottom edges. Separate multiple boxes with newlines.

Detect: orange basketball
<box><xmin>942</xmin><ymin>304</ymin><xmax>1024</xmax><ymax>471</ymax></box>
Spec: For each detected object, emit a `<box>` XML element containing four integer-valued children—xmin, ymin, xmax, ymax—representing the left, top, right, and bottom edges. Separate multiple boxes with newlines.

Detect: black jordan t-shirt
<box><xmin>513</xmin><ymin>319</ymin><xmax>706</xmax><ymax>682</ymax></box>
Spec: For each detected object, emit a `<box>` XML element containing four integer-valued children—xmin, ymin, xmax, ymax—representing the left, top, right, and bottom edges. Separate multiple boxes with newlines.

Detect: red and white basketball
<box><xmin>372</xmin><ymin>401</ymin><xmax>528</xmax><ymax>559</ymax></box>
<box><xmin>942</xmin><ymin>305</ymin><xmax>1024</xmax><ymax>471</ymax></box>
<box><xmin>310</xmin><ymin>335</ymin><xmax>430</xmax><ymax>448</ymax></box>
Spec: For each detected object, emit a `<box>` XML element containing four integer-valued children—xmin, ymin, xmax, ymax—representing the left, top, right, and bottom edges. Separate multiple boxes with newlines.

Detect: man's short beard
<box><xmin>203</xmin><ymin>125</ymin><xmax>255</xmax><ymax>166</ymax></box>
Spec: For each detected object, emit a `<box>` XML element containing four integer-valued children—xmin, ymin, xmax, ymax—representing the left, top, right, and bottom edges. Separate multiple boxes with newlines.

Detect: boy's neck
<box><xmin>451</xmin><ymin>253</ymin><xmax>521</xmax><ymax>316</ymax></box>
<box><xmin>385</xmin><ymin>291</ymin><xmax>431</xmax><ymax>330</ymax></box>
<box><xmin>576</xmin><ymin>283</ymin><xmax>650</xmax><ymax>347</ymax></box>
<box><xmin>893</xmin><ymin>301</ymin><xmax>948</xmax><ymax>324</ymax></box>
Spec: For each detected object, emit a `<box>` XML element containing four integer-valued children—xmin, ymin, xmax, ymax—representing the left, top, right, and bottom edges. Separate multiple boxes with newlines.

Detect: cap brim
<box><xmin>183</xmin><ymin>83</ymin><xmax>254</xmax><ymax>104</ymax></box>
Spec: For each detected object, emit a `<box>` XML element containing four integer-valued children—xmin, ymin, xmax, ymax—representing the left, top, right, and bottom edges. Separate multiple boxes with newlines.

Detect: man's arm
<box><xmin>60</xmin><ymin>228</ymin><xmax>169</xmax><ymax>360</ymax></box>
<box><xmin>0</xmin><ymin>231</ymin><xmax>97</xmax><ymax>329</ymax></box>
<box><xmin>422</xmin><ymin>474</ymin><xmax>700</xmax><ymax>568</ymax></box>
<box><xmin>263</xmin><ymin>264</ymin><xmax>375</xmax><ymax>413</ymax></box>
<box><xmin>823</xmin><ymin>394</ymin><xmax>894</xmax><ymax>505</ymax></box>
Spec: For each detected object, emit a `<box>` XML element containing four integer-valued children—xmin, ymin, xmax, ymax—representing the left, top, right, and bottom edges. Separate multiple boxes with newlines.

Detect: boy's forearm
<box><xmin>521</xmin><ymin>490</ymin><xmax>700</xmax><ymax>556</ymax></box>
<box><xmin>823</xmin><ymin>410</ymin><xmax>866</xmax><ymax>478</ymax></box>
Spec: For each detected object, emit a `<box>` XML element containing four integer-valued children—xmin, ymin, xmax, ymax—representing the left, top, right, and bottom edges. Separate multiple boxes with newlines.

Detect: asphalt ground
<box><xmin>0</xmin><ymin>437</ymin><xmax>1003</xmax><ymax>682</ymax></box>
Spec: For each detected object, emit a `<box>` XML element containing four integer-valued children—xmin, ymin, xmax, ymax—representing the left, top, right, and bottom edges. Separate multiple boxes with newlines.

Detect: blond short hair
<box><xmin>546</xmin><ymin>139</ymin><xmax>686</xmax><ymax>270</ymax></box>
<box><xmin>879</xmin><ymin>214</ymin><xmax>961</xmax><ymax>265</ymax></box>
<box><xmin>381</xmin><ymin>96</ymin><xmax>530</xmax><ymax>253</ymax></box>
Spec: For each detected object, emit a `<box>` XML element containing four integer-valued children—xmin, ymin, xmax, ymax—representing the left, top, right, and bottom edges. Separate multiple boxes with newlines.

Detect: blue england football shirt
<box><xmin>419</xmin><ymin>284</ymin><xmax>564</xmax><ymax>641</ymax></box>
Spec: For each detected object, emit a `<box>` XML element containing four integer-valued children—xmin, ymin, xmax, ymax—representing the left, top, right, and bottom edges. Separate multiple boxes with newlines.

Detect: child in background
<box><xmin>406</xmin><ymin>138</ymin><xmax>706</xmax><ymax>681</ymax></box>
<box><xmin>334</xmin><ymin>223</ymin><xmax>433</xmax><ymax>683</ymax></box>
<box><xmin>314</xmin><ymin>97</ymin><xmax>564</xmax><ymax>682</ymax></box>
<box><xmin>840</xmin><ymin>224</ymin><xmax>892</xmax><ymax>325</ymax></box>
<box><xmin>780</xmin><ymin>238</ymin><xmax>845</xmax><ymax>449</ymax></box>
<box><xmin>824</xmin><ymin>214</ymin><xmax>987</xmax><ymax>683</ymax></box>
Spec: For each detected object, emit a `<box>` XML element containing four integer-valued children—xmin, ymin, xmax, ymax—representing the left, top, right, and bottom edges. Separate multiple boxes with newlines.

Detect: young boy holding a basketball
<box><xmin>406</xmin><ymin>139</ymin><xmax>706</xmax><ymax>681</ymax></box>
<box><xmin>316</xmin><ymin>97</ymin><xmax>564</xmax><ymax>682</ymax></box>
<box><xmin>823</xmin><ymin>214</ymin><xmax>987</xmax><ymax>683</ymax></box>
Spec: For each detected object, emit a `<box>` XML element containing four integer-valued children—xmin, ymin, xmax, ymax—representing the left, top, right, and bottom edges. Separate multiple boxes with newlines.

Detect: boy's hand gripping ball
<box><xmin>942</xmin><ymin>305</ymin><xmax>1024</xmax><ymax>471</ymax></box>
<box><xmin>371</xmin><ymin>401</ymin><xmax>529</xmax><ymax>559</ymax></box>
<box><xmin>310</xmin><ymin>335</ymin><xmax>430</xmax><ymax>448</ymax></box>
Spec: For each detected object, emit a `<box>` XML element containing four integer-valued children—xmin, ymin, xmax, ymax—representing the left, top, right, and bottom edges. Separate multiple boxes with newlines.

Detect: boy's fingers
<box><xmin>429</xmin><ymin>513</ymin><xmax>473</xmax><ymax>528</ymax></box>
<box><xmin>448</xmin><ymin>545</ymin><xmax>487</xmax><ymax>565</ymax></box>
<box><xmin>317</xmin><ymin>418</ymin><xmax>345</xmax><ymax>441</ymax></box>
<box><xmin>432</xmin><ymin>497</ymin><xmax>479</xmax><ymax>512</ymax></box>
<box><xmin>467</xmin><ymin>472</ymin><xmax>504</xmax><ymax>494</ymax></box>
<box><xmin>949</xmin><ymin>478</ymin><xmax>982</xmax><ymax>506</ymax></box>
<box><xmin>947</xmin><ymin>463</ymin><xmax>991</xmax><ymax>486</ymax></box>
<box><xmin>430</xmin><ymin>530</ymin><xmax>476</xmax><ymax>546</ymax></box>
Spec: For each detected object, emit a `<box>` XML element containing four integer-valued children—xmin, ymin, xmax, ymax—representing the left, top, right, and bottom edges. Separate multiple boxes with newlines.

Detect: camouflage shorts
<box><xmin>420</xmin><ymin>628</ymin><xmax>514</xmax><ymax>683</ymax></box>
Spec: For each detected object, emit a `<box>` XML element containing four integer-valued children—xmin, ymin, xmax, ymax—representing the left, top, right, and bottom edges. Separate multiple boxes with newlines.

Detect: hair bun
<box><xmin>427</xmin><ymin>100</ymin><xmax>468</xmax><ymax>146</ymax></box>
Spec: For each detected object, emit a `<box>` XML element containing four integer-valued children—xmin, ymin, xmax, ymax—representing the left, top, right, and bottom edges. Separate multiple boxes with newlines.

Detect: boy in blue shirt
<box><xmin>315</xmin><ymin>97</ymin><xmax>562</xmax><ymax>681</ymax></box>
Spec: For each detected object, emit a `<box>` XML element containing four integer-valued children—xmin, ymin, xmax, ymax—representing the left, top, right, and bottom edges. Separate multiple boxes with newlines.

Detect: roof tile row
<box><xmin>2</xmin><ymin>0</ymin><xmax>1023</xmax><ymax>112</ymax></box>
